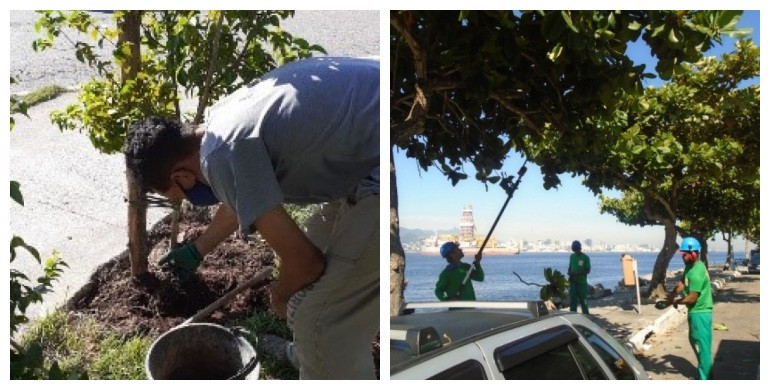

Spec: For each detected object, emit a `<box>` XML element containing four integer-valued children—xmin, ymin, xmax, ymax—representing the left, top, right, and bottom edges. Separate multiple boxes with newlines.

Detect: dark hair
<box><xmin>124</xmin><ymin>116</ymin><xmax>199</xmax><ymax>192</ymax></box>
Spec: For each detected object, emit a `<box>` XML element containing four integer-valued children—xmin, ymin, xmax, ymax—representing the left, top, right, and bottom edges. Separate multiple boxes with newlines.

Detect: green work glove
<box><xmin>158</xmin><ymin>243</ymin><xmax>203</xmax><ymax>281</ymax></box>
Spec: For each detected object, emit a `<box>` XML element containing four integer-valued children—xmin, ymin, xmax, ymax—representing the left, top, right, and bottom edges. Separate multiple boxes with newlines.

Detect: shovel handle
<box><xmin>183</xmin><ymin>268</ymin><xmax>273</xmax><ymax>325</ymax></box>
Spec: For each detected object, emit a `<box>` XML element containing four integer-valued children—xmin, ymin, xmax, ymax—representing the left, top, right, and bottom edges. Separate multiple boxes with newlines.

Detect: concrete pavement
<box><xmin>10</xmin><ymin>92</ymin><xmax>170</xmax><ymax>321</ymax></box>
<box><xmin>577</xmin><ymin>267</ymin><xmax>760</xmax><ymax>380</ymax></box>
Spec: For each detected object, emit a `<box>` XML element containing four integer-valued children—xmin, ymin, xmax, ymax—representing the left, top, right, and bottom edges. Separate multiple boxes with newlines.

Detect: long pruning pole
<box><xmin>453</xmin><ymin>160</ymin><xmax>528</xmax><ymax>299</ymax></box>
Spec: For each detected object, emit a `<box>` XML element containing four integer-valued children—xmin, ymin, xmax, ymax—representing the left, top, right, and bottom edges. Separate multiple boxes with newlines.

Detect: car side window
<box><xmin>494</xmin><ymin>325</ymin><xmax>607</xmax><ymax>380</ymax></box>
<box><xmin>570</xmin><ymin>339</ymin><xmax>608</xmax><ymax>379</ymax></box>
<box><xmin>576</xmin><ymin>325</ymin><xmax>636</xmax><ymax>379</ymax></box>
<box><xmin>428</xmin><ymin>359</ymin><xmax>487</xmax><ymax>380</ymax></box>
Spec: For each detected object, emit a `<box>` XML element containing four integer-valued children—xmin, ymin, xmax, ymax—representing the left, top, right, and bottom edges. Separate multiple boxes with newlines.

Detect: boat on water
<box><xmin>419</xmin><ymin>204</ymin><xmax>520</xmax><ymax>256</ymax></box>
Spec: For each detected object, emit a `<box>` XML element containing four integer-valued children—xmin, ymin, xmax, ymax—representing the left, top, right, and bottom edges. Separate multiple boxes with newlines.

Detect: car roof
<box><xmin>391</xmin><ymin>303</ymin><xmax>546</xmax><ymax>373</ymax></box>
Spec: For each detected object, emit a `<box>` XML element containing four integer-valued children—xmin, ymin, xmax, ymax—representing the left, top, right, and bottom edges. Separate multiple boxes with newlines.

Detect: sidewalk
<box><xmin>584</xmin><ymin>268</ymin><xmax>742</xmax><ymax>354</ymax></box>
<box><xmin>10</xmin><ymin>93</ymin><xmax>169</xmax><ymax>323</ymax></box>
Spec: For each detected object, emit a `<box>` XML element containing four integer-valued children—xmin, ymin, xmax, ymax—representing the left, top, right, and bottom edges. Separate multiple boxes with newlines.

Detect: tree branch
<box><xmin>391</xmin><ymin>12</ymin><xmax>429</xmax><ymax>137</ymax></box>
<box><xmin>194</xmin><ymin>12</ymin><xmax>225</xmax><ymax>124</ymax></box>
<box><xmin>490</xmin><ymin>92</ymin><xmax>540</xmax><ymax>133</ymax></box>
<box><xmin>512</xmin><ymin>270</ymin><xmax>546</xmax><ymax>287</ymax></box>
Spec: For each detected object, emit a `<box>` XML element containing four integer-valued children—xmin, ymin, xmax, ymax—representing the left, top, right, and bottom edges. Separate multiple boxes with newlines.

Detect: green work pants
<box><xmin>569</xmin><ymin>281</ymin><xmax>589</xmax><ymax>314</ymax></box>
<box><xmin>688</xmin><ymin>312</ymin><xmax>713</xmax><ymax>380</ymax></box>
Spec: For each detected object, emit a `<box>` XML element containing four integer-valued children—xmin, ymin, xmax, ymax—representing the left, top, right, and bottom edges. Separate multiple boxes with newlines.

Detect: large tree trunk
<box><xmin>390</xmin><ymin>147</ymin><xmax>407</xmax><ymax>316</ymax></box>
<box><xmin>645</xmin><ymin>221</ymin><xmax>679</xmax><ymax>300</ymax></box>
<box><xmin>120</xmin><ymin>12</ymin><xmax>148</xmax><ymax>277</ymax></box>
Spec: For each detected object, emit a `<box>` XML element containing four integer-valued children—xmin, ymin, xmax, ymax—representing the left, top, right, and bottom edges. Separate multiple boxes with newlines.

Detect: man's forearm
<box><xmin>194</xmin><ymin>204</ymin><xmax>239</xmax><ymax>256</ymax></box>
<box><xmin>254</xmin><ymin>206</ymin><xmax>326</xmax><ymax>301</ymax></box>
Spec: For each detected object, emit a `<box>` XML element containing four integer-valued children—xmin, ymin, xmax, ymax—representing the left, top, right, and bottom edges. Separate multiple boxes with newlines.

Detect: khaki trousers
<box><xmin>286</xmin><ymin>196</ymin><xmax>379</xmax><ymax>379</ymax></box>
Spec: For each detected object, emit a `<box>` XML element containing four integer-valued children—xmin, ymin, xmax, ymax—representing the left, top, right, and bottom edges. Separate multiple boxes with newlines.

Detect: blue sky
<box><xmin>394</xmin><ymin>11</ymin><xmax>760</xmax><ymax>252</ymax></box>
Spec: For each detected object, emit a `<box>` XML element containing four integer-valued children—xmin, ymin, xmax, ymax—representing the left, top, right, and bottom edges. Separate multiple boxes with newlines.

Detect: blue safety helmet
<box><xmin>571</xmin><ymin>240</ymin><xmax>582</xmax><ymax>251</ymax></box>
<box><xmin>679</xmin><ymin>237</ymin><xmax>701</xmax><ymax>253</ymax></box>
<box><xmin>440</xmin><ymin>242</ymin><xmax>459</xmax><ymax>258</ymax></box>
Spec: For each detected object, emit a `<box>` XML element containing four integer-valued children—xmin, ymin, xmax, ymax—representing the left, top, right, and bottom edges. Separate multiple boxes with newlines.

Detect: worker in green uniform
<box><xmin>666</xmin><ymin>236</ymin><xmax>713</xmax><ymax>380</ymax></box>
<box><xmin>568</xmin><ymin>240</ymin><xmax>591</xmax><ymax>314</ymax></box>
<box><xmin>435</xmin><ymin>242</ymin><xmax>484</xmax><ymax>301</ymax></box>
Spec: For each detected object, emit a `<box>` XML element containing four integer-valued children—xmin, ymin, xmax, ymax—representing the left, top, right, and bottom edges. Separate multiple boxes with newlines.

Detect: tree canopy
<box><xmin>595</xmin><ymin>40</ymin><xmax>759</xmax><ymax>293</ymax></box>
<box><xmin>391</xmin><ymin>10</ymin><xmax>748</xmax><ymax>188</ymax></box>
<box><xmin>389</xmin><ymin>10</ymin><xmax>753</xmax><ymax>312</ymax></box>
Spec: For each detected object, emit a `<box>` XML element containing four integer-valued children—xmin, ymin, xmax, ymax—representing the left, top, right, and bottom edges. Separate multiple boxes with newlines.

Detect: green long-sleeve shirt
<box><xmin>435</xmin><ymin>262</ymin><xmax>484</xmax><ymax>301</ymax></box>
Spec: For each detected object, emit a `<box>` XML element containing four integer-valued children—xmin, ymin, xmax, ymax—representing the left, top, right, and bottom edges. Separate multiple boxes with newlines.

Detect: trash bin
<box><xmin>622</xmin><ymin>254</ymin><xmax>636</xmax><ymax>287</ymax></box>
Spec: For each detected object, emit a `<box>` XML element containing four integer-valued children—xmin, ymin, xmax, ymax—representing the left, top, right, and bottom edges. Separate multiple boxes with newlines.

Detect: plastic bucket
<box><xmin>145</xmin><ymin>323</ymin><xmax>260</xmax><ymax>380</ymax></box>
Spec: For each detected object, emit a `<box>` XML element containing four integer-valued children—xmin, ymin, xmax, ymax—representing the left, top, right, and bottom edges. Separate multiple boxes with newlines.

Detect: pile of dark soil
<box><xmin>66</xmin><ymin>207</ymin><xmax>271</xmax><ymax>336</ymax></box>
<box><xmin>65</xmin><ymin>205</ymin><xmax>380</xmax><ymax>377</ymax></box>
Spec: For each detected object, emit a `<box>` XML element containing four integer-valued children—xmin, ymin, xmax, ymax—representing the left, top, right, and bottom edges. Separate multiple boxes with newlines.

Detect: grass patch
<box><xmin>21</xmin><ymin>310</ymin><xmax>152</xmax><ymax>379</ymax></box>
<box><xmin>21</xmin><ymin>308</ymin><xmax>298</xmax><ymax>379</ymax></box>
<box><xmin>17</xmin><ymin>84</ymin><xmax>69</xmax><ymax>107</ymax></box>
<box><xmin>240</xmin><ymin>310</ymin><xmax>299</xmax><ymax>379</ymax></box>
<box><xmin>90</xmin><ymin>335</ymin><xmax>151</xmax><ymax>379</ymax></box>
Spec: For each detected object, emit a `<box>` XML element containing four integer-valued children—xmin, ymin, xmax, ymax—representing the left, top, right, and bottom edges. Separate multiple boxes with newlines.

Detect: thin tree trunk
<box><xmin>390</xmin><ymin>147</ymin><xmax>407</xmax><ymax>316</ymax></box>
<box><xmin>120</xmin><ymin>11</ymin><xmax>148</xmax><ymax>277</ymax></box>
<box><xmin>645</xmin><ymin>221</ymin><xmax>679</xmax><ymax>300</ymax></box>
<box><xmin>722</xmin><ymin>231</ymin><xmax>733</xmax><ymax>269</ymax></box>
<box><xmin>692</xmin><ymin>231</ymin><xmax>709</xmax><ymax>269</ymax></box>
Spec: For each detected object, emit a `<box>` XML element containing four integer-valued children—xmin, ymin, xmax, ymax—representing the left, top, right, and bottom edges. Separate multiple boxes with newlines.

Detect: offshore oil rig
<box><xmin>421</xmin><ymin>204</ymin><xmax>520</xmax><ymax>255</ymax></box>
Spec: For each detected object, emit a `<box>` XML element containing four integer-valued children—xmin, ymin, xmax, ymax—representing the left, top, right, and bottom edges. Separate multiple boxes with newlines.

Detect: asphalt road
<box><xmin>10</xmin><ymin>10</ymin><xmax>380</xmax><ymax>94</ymax></box>
<box><xmin>9</xmin><ymin>10</ymin><xmax>380</xmax><ymax>323</ymax></box>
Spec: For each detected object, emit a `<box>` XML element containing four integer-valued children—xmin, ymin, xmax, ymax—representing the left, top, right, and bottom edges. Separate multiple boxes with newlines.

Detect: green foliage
<box><xmin>391</xmin><ymin>10</ymin><xmax>748</xmax><ymax>190</ymax></box>
<box><xmin>539</xmin><ymin>267</ymin><xmax>568</xmax><ymax>306</ymax></box>
<box><xmin>284</xmin><ymin>203</ymin><xmax>320</xmax><ymax>227</ymax></box>
<box><xmin>592</xmin><ymin>40</ymin><xmax>759</xmax><ymax>244</ymax></box>
<box><xmin>50</xmin><ymin>66</ymin><xmax>178</xmax><ymax>153</ymax></box>
<box><xmin>17</xmin><ymin>84</ymin><xmax>68</xmax><ymax>107</ymax></box>
<box><xmin>10</xmin><ymin>78</ymin><xmax>80</xmax><ymax>379</ymax></box>
<box><xmin>34</xmin><ymin>10</ymin><xmax>326</xmax><ymax>153</ymax></box>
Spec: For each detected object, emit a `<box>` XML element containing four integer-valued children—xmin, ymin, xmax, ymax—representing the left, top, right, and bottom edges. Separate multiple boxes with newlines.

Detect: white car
<box><xmin>391</xmin><ymin>301</ymin><xmax>650</xmax><ymax>380</ymax></box>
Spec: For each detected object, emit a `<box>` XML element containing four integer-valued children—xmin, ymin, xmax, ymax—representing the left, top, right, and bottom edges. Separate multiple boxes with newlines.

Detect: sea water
<box><xmin>403</xmin><ymin>251</ymin><xmax>728</xmax><ymax>302</ymax></box>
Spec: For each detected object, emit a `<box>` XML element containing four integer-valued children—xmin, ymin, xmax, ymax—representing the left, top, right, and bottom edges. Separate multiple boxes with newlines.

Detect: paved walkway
<box><xmin>567</xmin><ymin>267</ymin><xmax>760</xmax><ymax>380</ymax></box>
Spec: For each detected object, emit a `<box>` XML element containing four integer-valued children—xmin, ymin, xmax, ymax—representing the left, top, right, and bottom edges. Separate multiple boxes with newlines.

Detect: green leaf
<box><xmin>716</xmin><ymin>10</ymin><xmax>742</xmax><ymax>29</ymax></box>
<box><xmin>668</xmin><ymin>28</ymin><xmax>679</xmax><ymax>44</ymax></box>
<box><xmin>547</xmin><ymin>43</ymin><xmax>564</xmax><ymax>62</ymax></box>
<box><xmin>723</xmin><ymin>28</ymin><xmax>752</xmax><ymax>39</ymax></box>
<box><xmin>651</xmin><ymin>24</ymin><xmax>666</xmax><ymax>38</ymax></box>
<box><xmin>11</xmin><ymin>181</ymin><xmax>23</xmax><ymax>205</ymax></box>
<box><xmin>23</xmin><ymin>342</ymin><xmax>44</xmax><ymax>369</ymax></box>
<box><xmin>542</xmin><ymin>11</ymin><xmax>565</xmax><ymax>40</ymax></box>
<box><xmin>10</xmin><ymin>236</ymin><xmax>41</xmax><ymax>263</ymax></box>
<box><xmin>561</xmin><ymin>11</ymin><xmax>579</xmax><ymax>33</ymax></box>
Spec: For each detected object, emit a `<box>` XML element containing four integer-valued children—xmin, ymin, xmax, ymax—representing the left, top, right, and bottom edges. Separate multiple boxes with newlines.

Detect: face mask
<box><xmin>184</xmin><ymin>181</ymin><xmax>219</xmax><ymax>206</ymax></box>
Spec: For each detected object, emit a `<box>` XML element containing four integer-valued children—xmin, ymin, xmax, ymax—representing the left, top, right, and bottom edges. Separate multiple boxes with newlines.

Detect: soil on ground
<box><xmin>65</xmin><ymin>205</ymin><xmax>379</xmax><ymax>377</ymax></box>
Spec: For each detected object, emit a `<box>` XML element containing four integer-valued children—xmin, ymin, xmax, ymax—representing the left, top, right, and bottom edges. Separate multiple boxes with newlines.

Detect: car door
<box><xmin>392</xmin><ymin>342</ymin><xmax>494</xmax><ymax>379</ymax></box>
<box><xmin>475</xmin><ymin>322</ymin><xmax>609</xmax><ymax>379</ymax></box>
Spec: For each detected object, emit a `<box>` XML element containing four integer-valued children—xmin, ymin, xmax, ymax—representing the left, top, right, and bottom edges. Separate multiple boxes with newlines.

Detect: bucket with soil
<box><xmin>145</xmin><ymin>323</ymin><xmax>260</xmax><ymax>380</ymax></box>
